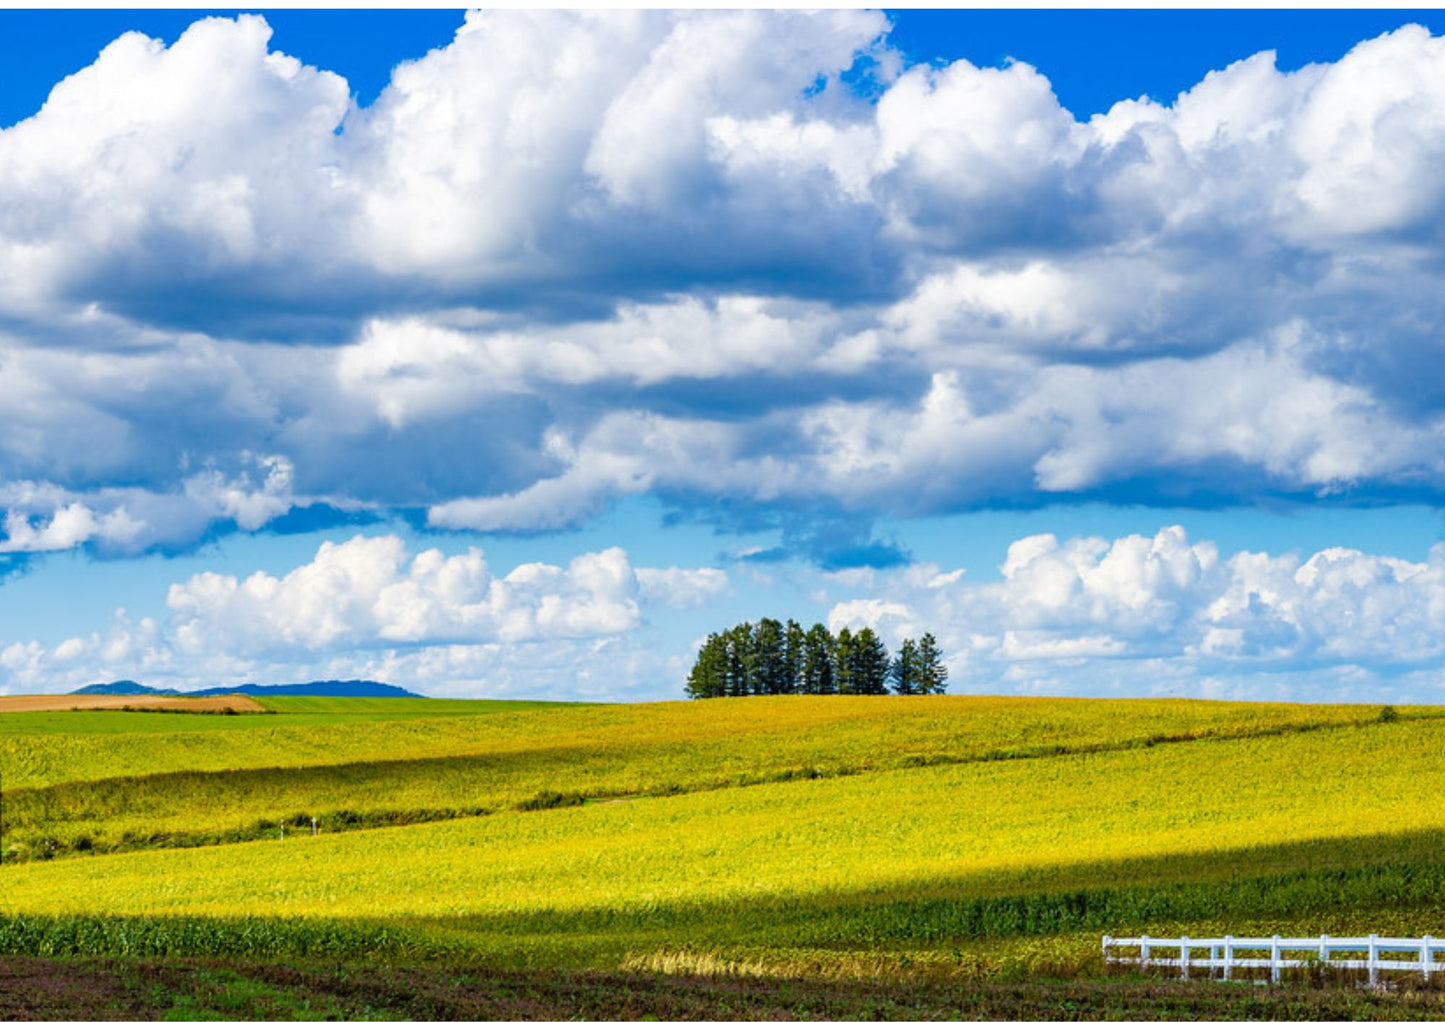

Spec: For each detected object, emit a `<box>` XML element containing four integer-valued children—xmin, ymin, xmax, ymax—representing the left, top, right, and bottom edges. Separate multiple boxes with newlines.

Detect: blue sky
<box><xmin>4</xmin><ymin>9</ymin><xmax>1445</xmax><ymax>702</ymax></box>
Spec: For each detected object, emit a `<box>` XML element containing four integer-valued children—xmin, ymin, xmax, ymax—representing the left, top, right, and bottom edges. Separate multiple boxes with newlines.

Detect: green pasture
<box><xmin>0</xmin><ymin>696</ymin><xmax>576</xmax><ymax>738</ymax></box>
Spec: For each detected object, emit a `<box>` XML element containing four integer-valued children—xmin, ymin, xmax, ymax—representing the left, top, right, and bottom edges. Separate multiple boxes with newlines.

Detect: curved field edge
<box><xmin>2</xmin><ymin>696</ymin><xmax>1427</xmax><ymax>861</ymax></box>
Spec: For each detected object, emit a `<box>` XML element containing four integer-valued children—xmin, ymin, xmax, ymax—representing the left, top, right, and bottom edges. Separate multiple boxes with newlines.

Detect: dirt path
<box><xmin>0</xmin><ymin>693</ymin><xmax>266</xmax><ymax>714</ymax></box>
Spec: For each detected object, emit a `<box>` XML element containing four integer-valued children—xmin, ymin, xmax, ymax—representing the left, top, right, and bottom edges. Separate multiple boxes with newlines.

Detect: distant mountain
<box><xmin>71</xmin><ymin>679</ymin><xmax>422</xmax><ymax>698</ymax></box>
<box><xmin>72</xmin><ymin>680</ymin><xmax>181</xmax><ymax>696</ymax></box>
<box><xmin>192</xmin><ymin>680</ymin><xmax>423</xmax><ymax>699</ymax></box>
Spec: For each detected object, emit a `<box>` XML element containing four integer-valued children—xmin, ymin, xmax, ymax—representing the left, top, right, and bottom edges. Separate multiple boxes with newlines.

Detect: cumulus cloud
<box><xmin>3</xmin><ymin>12</ymin><xmax>1445</xmax><ymax>564</ymax></box>
<box><xmin>0</xmin><ymin>534</ymin><xmax>731</xmax><ymax>696</ymax></box>
<box><xmin>635</xmin><ymin>566</ymin><xmax>731</xmax><ymax>609</ymax></box>
<box><xmin>165</xmin><ymin>535</ymin><xmax>648</xmax><ymax>655</ymax></box>
<box><xmin>826</xmin><ymin>525</ymin><xmax>1445</xmax><ymax>701</ymax></box>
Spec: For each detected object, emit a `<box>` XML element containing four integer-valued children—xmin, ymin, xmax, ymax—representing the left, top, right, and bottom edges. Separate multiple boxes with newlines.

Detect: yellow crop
<box><xmin>0</xmin><ymin>695</ymin><xmax>1404</xmax><ymax>860</ymax></box>
<box><xmin>5</xmin><ymin>709</ymin><xmax>1445</xmax><ymax>978</ymax></box>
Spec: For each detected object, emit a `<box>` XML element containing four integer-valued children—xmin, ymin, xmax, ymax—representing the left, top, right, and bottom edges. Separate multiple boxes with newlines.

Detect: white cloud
<box><xmin>1</xmin><ymin>13</ymin><xmax>1445</xmax><ymax>566</ymax></box>
<box><xmin>0</xmin><ymin>534</ymin><xmax>725</xmax><ymax>697</ymax></box>
<box><xmin>826</xmin><ymin>524</ymin><xmax>1445</xmax><ymax>701</ymax></box>
<box><xmin>165</xmin><ymin>535</ymin><xmax>646</xmax><ymax>655</ymax></box>
<box><xmin>0</xmin><ymin>454</ymin><xmax>303</xmax><ymax>555</ymax></box>
<box><xmin>635</xmin><ymin>566</ymin><xmax>731</xmax><ymax>609</ymax></box>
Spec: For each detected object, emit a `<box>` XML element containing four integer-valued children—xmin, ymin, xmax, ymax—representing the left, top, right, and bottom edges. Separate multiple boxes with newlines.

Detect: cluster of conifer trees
<box><xmin>685</xmin><ymin>618</ymin><xmax>947</xmax><ymax>698</ymax></box>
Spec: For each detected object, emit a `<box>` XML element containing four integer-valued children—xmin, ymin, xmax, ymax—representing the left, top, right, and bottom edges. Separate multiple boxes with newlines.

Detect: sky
<box><xmin>4</xmin><ymin>9</ymin><xmax>1445</xmax><ymax>703</ymax></box>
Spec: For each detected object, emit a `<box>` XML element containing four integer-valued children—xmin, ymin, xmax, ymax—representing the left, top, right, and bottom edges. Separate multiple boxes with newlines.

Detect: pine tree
<box><xmin>783</xmin><ymin>619</ymin><xmax>806</xmax><ymax>694</ymax></box>
<box><xmin>890</xmin><ymin>637</ymin><xmax>919</xmax><ymax>695</ymax></box>
<box><xmin>688</xmin><ymin>619</ymin><xmax>943</xmax><ymax>699</ymax></box>
<box><xmin>853</xmin><ymin>628</ymin><xmax>890</xmax><ymax>695</ymax></box>
<box><xmin>833</xmin><ymin>627</ymin><xmax>856</xmax><ymax>694</ymax></box>
<box><xmin>724</xmin><ymin>622</ymin><xmax>754</xmax><ymax>697</ymax></box>
<box><xmin>803</xmin><ymin>623</ymin><xmax>836</xmax><ymax>694</ymax></box>
<box><xmin>916</xmin><ymin>632</ymin><xmax>948</xmax><ymax>694</ymax></box>
<box><xmin>685</xmin><ymin>633</ymin><xmax>728</xmax><ymax>698</ymax></box>
<box><xmin>754</xmin><ymin>617</ymin><xmax>786</xmax><ymax>694</ymax></box>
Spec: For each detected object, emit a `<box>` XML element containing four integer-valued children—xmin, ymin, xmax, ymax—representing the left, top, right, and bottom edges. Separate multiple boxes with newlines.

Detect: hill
<box><xmin>4</xmin><ymin>694</ymin><xmax>1445</xmax><ymax>1018</ymax></box>
<box><xmin>72</xmin><ymin>680</ymin><xmax>180</xmax><ymax>696</ymax></box>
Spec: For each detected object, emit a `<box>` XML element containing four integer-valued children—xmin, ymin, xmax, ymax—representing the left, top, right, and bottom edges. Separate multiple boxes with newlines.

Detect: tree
<box><xmin>753</xmin><ymin>617</ymin><xmax>787</xmax><ymax>695</ymax></box>
<box><xmin>833</xmin><ymin>627</ymin><xmax>856</xmax><ymax>694</ymax></box>
<box><xmin>890</xmin><ymin>637</ymin><xmax>919</xmax><ymax>695</ymax></box>
<box><xmin>724</xmin><ymin>622</ymin><xmax>754</xmax><ymax>698</ymax></box>
<box><xmin>685</xmin><ymin>632</ymin><xmax>728</xmax><ymax>699</ymax></box>
<box><xmin>686</xmin><ymin>620</ymin><xmax>943</xmax><ymax>700</ymax></box>
<box><xmin>802</xmin><ymin>623</ymin><xmax>836</xmax><ymax>694</ymax></box>
<box><xmin>783</xmin><ymin>619</ymin><xmax>806</xmax><ymax>694</ymax></box>
<box><xmin>852</xmin><ymin>628</ymin><xmax>891</xmax><ymax>695</ymax></box>
<box><xmin>916</xmin><ymin>632</ymin><xmax>948</xmax><ymax>694</ymax></box>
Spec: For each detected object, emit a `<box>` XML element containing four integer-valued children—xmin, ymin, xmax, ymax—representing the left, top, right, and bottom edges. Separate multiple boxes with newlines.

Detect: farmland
<box><xmin>4</xmin><ymin>694</ymin><xmax>1445</xmax><ymax>1018</ymax></box>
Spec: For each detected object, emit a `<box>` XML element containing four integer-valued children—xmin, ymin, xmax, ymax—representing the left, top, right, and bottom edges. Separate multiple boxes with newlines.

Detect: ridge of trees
<box><xmin>685</xmin><ymin>619</ymin><xmax>947</xmax><ymax>698</ymax></box>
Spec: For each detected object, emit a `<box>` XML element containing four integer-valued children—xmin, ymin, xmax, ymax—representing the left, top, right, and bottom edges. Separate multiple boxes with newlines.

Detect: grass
<box><xmin>0</xmin><ymin>696</ymin><xmax>576</xmax><ymax>738</ymax></box>
<box><xmin>5</xmin><ymin>693</ymin><xmax>1444</xmax><ymax>1018</ymax></box>
<box><xmin>0</xmin><ymin>696</ymin><xmax>1417</xmax><ymax>860</ymax></box>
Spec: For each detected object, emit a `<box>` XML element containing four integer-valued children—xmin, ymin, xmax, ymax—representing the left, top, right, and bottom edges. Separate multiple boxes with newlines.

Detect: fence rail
<box><xmin>1103</xmin><ymin>934</ymin><xmax>1442</xmax><ymax>985</ymax></box>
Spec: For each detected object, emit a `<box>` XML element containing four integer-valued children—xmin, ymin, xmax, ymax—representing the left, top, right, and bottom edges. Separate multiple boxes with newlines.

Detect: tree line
<box><xmin>685</xmin><ymin>619</ymin><xmax>947</xmax><ymax>698</ymax></box>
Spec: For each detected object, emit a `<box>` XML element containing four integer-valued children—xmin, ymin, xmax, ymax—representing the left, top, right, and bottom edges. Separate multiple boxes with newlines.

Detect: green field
<box><xmin>4</xmin><ymin>694</ymin><xmax>1445</xmax><ymax>1018</ymax></box>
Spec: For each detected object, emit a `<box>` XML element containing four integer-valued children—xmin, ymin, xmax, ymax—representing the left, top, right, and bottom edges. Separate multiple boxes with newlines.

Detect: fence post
<box><xmin>1271</xmin><ymin>934</ymin><xmax>1281</xmax><ymax>983</ymax></box>
<box><xmin>1181</xmin><ymin>937</ymin><xmax>1191</xmax><ymax>978</ymax></box>
<box><xmin>1211</xmin><ymin>942</ymin><xmax>1219</xmax><ymax>978</ymax></box>
<box><xmin>1102</xmin><ymin>935</ymin><xmax>1111</xmax><ymax>964</ymax></box>
<box><xmin>1319</xmin><ymin>934</ymin><xmax>1329</xmax><ymax>966</ymax></box>
<box><xmin>1423</xmin><ymin>935</ymin><xmax>1433</xmax><ymax>979</ymax></box>
<box><xmin>1141</xmin><ymin>934</ymin><xmax>1150</xmax><ymax>968</ymax></box>
<box><xmin>1224</xmin><ymin>935</ymin><xmax>1233</xmax><ymax>981</ymax></box>
<box><xmin>1369</xmin><ymin>933</ymin><xmax>1379</xmax><ymax>986</ymax></box>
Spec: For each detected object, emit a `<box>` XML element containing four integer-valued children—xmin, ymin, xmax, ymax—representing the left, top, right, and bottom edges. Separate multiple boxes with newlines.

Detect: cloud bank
<box><xmin>0</xmin><ymin>534</ymin><xmax>727</xmax><ymax>698</ymax></box>
<box><xmin>829</xmin><ymin>525</ymin><xmax>1445</xmax><ymax>703</ymax></box>
<box><xmin>1</xmin><ymin>13</ymin><xmax>1445</xmax><ymax>562</ymax></box>
<box><xmin>9</xmin><ymin>525</ymin><xmax>1445</xmax><ymax>702</ymax></box>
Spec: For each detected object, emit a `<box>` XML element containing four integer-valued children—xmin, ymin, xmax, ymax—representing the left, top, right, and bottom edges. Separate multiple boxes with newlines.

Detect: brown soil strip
<box><xmin>0</xmin><ymin>956</ymin><xmax>150</xmax><ymax>1020</ymax></box>
<box><xmin>0</xmin><ymin>693</ymin><xmax>266</xmax><ymax>714</ymax></box>
<box><xmin>7</xmin><ymin>955</ymin><xmax>1445</xmax><ymax>1020</ymax></box>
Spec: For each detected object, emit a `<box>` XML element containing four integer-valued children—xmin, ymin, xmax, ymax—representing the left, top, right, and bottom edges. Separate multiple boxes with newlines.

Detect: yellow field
<box><xmin>0</xmin><ymin>695</ymin><xmax>1405</xmax><ymax>861</ymax></box>
<box><xmin>4</xmin><ymin>698</ymin><xmax>1443</xmax><ymax>980</ymax></box>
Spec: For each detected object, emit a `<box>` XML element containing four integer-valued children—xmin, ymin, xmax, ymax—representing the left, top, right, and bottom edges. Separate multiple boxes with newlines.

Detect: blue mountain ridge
<box><xmin>71</xmin><ymin>679</ymin><xmax>423</xmax><ymax>698</ymax></box>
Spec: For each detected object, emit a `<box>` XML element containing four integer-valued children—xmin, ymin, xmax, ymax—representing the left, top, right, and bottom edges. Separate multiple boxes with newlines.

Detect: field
<box><xmin>4</xmin><ymin>694</ymin><xmax>1445</xmax><ymax>1019</ymax></box>
<box><xmin>0</xmin><ymin>693</ymin><xmax>266</xmax><ymax>715</ymax></box>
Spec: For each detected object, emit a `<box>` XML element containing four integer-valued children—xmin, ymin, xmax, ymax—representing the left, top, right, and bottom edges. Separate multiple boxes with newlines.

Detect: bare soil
<box><xmin>6</xmin><ymin>955</ymin><xmax>1445</xmax><ymax>1020</ymax></box>
<box><xmin>0</xmin><ymin>694</ymin><xmax>266</xmax><ymax>714</ymax></box>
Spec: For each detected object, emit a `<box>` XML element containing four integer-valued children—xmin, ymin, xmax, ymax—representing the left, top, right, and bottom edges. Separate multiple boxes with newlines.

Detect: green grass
<box><xmin>0</xmin><ymin>695</ymin><xmax>1416</xmax><ymax>861</ymax></box>
<box><xmin>0</xmin><ymin>697</ymin><xmax>577</xmax><ymax>738</ymax></box>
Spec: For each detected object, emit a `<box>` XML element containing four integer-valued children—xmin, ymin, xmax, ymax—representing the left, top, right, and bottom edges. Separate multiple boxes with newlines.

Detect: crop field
<box><xmin>4</xmin><ymin>694</ymin><xmax>1445</xmax><ymax>1018</ymax></box>
<box><xmin>0</xmin><ymin>693</ymin><xmax>267</xmax><ymax>715</ymax></box>
<box><xmin>0</xmin><ymin>695</ymin><xmax>1405</xmax><ymax>860</ymax></box>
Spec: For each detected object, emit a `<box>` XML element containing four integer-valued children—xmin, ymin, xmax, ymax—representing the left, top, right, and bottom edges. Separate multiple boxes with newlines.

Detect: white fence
<box><xmin>1103</xmin><ymin>934</ymin><xmax>1443</xmax><ymax>985</ymax></box>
